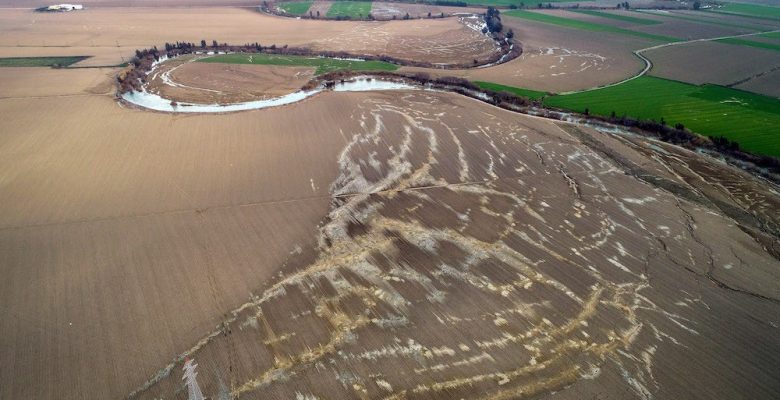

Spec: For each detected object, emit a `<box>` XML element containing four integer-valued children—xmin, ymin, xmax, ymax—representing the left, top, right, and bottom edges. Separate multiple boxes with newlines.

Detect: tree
<box><xmin>212</xmin><ymin>40</ymin><xmax>218</xmax><ymax>48</ymax></box>
<box><xmin>506</xmin><ymin>29</ymin><xmax>514</xmax><ymax>39</ymax></box>
<box><xmin>309</xmin><ymin>10</ymin><xmax>313</xmax><ymax>17</ymax></box>
<box><xmin>428</xmin><ymin>11</ymin><xmax>432</xmax><ymax>18</ymax></box>
<box><xmin>316</xmin><ymin>10</ymin><xmax>320</xmax><ymax>17</ymax></box>
<box><xmin>693</xmin><ymin>1</ymin><xmax>701</xmax><ymax>10</ymax></box>
<box><xmin>200</xmin><ymin>40</ymin><xmax>206</xmax><ymax>48</ymax></box>
<box><xmin>485</xmin><ymin>6</ymin><xmax>503</xmax><ymax>33</ymax></box>
<box><xmin>584</xmin><ymin>107</ymin><xmax>589</xmax><ymax>115</ymax></box>
<box><xmin>404</xmin><ymin>12</ymin><xmax>410</xmax><ymax>20</ymax></box>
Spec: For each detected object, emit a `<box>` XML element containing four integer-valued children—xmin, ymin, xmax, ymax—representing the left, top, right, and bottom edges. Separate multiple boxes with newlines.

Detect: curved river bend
<box><xmin>121</xmin><ymin>77</ymin><xmax>415</xmax><ymax>113</ymax></box>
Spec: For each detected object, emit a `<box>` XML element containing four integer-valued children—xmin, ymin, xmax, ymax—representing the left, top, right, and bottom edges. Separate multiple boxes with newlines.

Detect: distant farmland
<box><xmin>326</xmin><ymin>1</ymin><xmax>372</xmax><ymax>18</ymax></box>
<box><xmin>504</xmin><ymin>10</ymin><xmax>680</xmax><ymax>42</ymax></box>
<box><xmin>544</xmin><ymin>76</ymin><xmax>780</xmax><ymax>157</ymax></box>
<box><xmin>199</xmin><ymin>53</ymin><xmax>398</xmax><ymax>74</ymax></box>
<box><xmin>0</xmin><ymin>56</ymin><xmax>89</xmax><ymax>67</ymax></box>
<box><xmin>279</xmin><ymin>0</ymin><xmax>312</xmax><ymax>15</ymax></box>
<box><xmin>637</xmin><ymin>10</ymin><xmax>765</xmax><ymax>31</ymax></box>
<box><xmin>717</xmin><ymin>37</ymin><xmax>780</xmax><ymax>52</ymax></box>
<box><xmin>571</xmin><ymin>10</ymin><xmax>662</xmax><ymax>25</ymax></box>
<box><xmin>710</xmin><ymin>3</ymin><xmax>780</xmax><ymax>22</ymax></box>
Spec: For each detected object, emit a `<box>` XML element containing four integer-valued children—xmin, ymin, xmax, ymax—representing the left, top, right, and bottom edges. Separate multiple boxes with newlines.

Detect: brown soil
<box><xmin>0</xmin><ymin>66</ymin><xmax>116</xmax><ymax>97</ymax></box>
<box><xmin>402</xmin><ymin>16</ymin><xmax>652</xmax><ymax>93</ymax></box>
<box><xmin>645</xmin><ymin>40</ymin><xmax>780</xmax><ymax>90</ymax></box>
<box><xmin>0</xmin><ymin>8</ymin><xmax>495</xmax><ymax>66</ymax></box>
<box><xmin>2</xmin><ymin>67</ymin><xmax>779</xmax><ymax>399</ymax></box>
<box><xmin>370</xmin><ymin>2</ymin><xmax>484</xmax><ymax>20</ymax></box>
<box><xmin>147</xmin><ymin>57</ymin><xmax>315</xmax><ymax>103</ymax></box>
<box><xmin>734</xmin><ymin>67</ymin><xmax>780</xmax><ymax>98</ymax></box>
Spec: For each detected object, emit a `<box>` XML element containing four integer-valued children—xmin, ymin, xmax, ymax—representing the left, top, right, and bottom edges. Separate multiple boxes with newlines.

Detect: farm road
<box><xmin>562</xmin><ymin>28</ymin><xmax>780</xmax><ymax>94</ymax></box>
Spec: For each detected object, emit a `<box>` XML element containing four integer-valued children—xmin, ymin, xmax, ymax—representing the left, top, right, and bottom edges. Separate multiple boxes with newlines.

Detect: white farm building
<box><xmin>45</xmin><ymin>4</ymin><xmax>84</xmax><ymax>11</ymax></box>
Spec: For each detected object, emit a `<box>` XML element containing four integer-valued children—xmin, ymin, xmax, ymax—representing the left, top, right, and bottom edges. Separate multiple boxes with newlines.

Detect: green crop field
<box><xmin>710</xmin><ymin>3</ymin><xmax>780</xmax><ymax>22</ymax></box>
<box><xmin>504</xmin><ymin>10</ymin><xmax>680</xmax><ymax>42</ymax></box>
<box><xmin>199</xmin><ymin>53</ymin><xmax>398</xmax><ymax>75</ymax></box>
<box><xmin>572</xmin><ymin>10</ymin><xmax>661</xmax><ymax>25</ymax></box>
<box><xmin>279</xmin><ymin>1</ymin><xmax>312</xmax><ymax>15</ymax></box>
<box><xmin>474</xmin><ymin>81</ymin><xmax>547</xmax><ymax>100</ymax></box>
<box><xmin>326</xmin><ymin>1</ymin><xmax>372</xmax><ymax>18</ymax></box>
<box><xmin>543</xmin><ymin>76</ymin><xmax>780</xmax><ymax>157</ymax></box>
<box><xmin>0</xmin><ymin>56</ymin><xmax>89</xmax><ymax>67</ymax></box>
<box><xmin>717</xmin><ymin>37</ymin><xmax>780</xmax><ymax>52</ymax></box>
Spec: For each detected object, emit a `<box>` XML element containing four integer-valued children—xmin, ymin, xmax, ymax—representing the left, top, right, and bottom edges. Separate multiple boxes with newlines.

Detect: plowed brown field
<box><xmin>146</xmin><ymin>56</ymin><xmax>315</xmax><ymax>103</ymax></box>
<box><xmin>0</xmin><ymin>8</ymin><xmax>495</xmax><ymax>66</ymax></box>
<box><xmin>1</xmin><ymin>66</ymin><xmax>779</xmax><ymax>399</ymax></box>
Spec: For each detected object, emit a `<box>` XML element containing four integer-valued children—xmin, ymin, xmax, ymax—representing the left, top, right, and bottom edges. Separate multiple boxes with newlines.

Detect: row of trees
<box><xmin>484</xmin><ymin>6</ymin><xmax>503</xmax><ymax>34</ymax></box>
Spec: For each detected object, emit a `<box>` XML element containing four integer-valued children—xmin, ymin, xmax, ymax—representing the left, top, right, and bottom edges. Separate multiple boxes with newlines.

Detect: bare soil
<box><xmin>402</xmin><ymin>16</ymin><xmax>652</xmax><ymax>93</ymax></box>
<box><xmin>735</xmin><ymin>67</ymin><xmax>780</xmax><ymax>98</ymax></box>
<box><xmin>645</xmin><ymin>40</ymin><xmax>780</xmax><ymax>92</ymax></box>
<box><xmin>370</xmin><ymin>2</ymin><xmax>484</xmax><ymax>20</ymax></box>
<box><xmin>1</xmin><ymin>67</ymin><xmax>779</xmax><ymax>399</ymax></box>
<box><xmin>147</xmin><ymin>57</ymin><xmax>315</xmax><ymax>103</ymax></box>
<box><xmin>0</xmin><ymin>8</ymin><xmax>495</xmax><ymax>65</ymax></box>
<box><xmin>0</xmin><ymin>66</ymin><xmax>116</xmax><ymax>97</ymax></box>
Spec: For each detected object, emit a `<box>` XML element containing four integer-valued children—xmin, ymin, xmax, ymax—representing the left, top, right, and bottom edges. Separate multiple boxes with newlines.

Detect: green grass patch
<box><xmin>326</xmin><ymin>1</ymin><xmax>372</xmax><ymax>19</ymax></box>
<box><xmin>571</xmin><ymin>10</ymin><xmax>661</xmax><ymax>25</ymax></box>
<box><xmin>198</xmin><ymin>53</ymin><xmax>398</xmax><ymax>75</ymax></box>
<box><xmin>0</xmin><ymin>56</ymin><xmax>89</xmax><ymax>67</ymax></box>
<box><xmin>474</xmin><ymin>81</ymin><xmax>546</xmax><ymax>100</ymax></box>
<box><xmin>543</xmin><ymin>76</ymin><xmax>780</xmax><ymax>157</ymax></box>
<box><xmin>504</xmin><ymin>10</ymin><xmax>680</xmax><ymax>42</ymax></box>
<box><xmin>717</xmin><ymin>37</ymin><xmax>780</xmax><ymax>52</ymax></box>
<box><xmin>278</xmin><ymin>1</ymin><xmax>312</xmax><ymax>15</ymax></box>
<box><xmin>711</xmin><ymin>3</ymin><xmax>780</xmax><ymax>22</ymax></box>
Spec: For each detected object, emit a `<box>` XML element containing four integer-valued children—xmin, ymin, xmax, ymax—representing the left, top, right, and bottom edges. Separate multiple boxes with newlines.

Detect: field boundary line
<box><xmin>560</xmin><ymin>29</ymin><xmax>780</xmax><ymax>95</ymax></box>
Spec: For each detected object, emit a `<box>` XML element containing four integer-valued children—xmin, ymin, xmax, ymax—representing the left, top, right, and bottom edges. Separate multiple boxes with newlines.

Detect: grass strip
<box><xmin>198</xmin><ymin>53</ymin><xmax>398</xmax><ymax>75</ymax></box>
<box><xmin>0</xmin><ymin>56</ymin><xmax>89</xmax><ymax>67</ymax></box>
<box><xmin>504</xmin><ymin>10</ymin><xmax>680</xmax><ymax>42</ymax></box>
<box><xmin>326</xmin><ymin>1</ymin><xmax>372</xmax><ymax>19</ymax></box>
<box><xmin>717</xmin><ymin>37</ymin><xmax>780</xmax><ymax>52</ymax></box>
<box><xmin>474</xmin><ymin>81</ymin><xmax>547</xmax><ymax>100</ymax></box>
<box><xmin>278</xmin><ymin>1</ymin><xmax>312</xmax><ymax>15</ymax></box>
